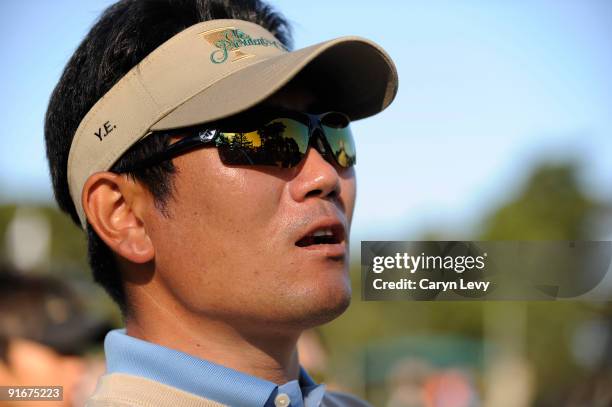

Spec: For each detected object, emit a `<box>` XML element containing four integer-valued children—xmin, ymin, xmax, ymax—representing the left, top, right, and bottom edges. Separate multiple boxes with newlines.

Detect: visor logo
<box><xmin>201</xmin><ymin>27</ymin><xmax>286</xmax><ymax>64</ymax></box>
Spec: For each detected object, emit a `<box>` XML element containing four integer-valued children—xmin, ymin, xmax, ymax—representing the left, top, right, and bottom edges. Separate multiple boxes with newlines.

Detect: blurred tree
<box><xmin>0</xmin><ymin>203</ymin><xmax>120</xmax><ymax>325</ymax></box>
<box><xmin>0</xmin><ymin>204</ymin><xmax>17</xmax><ymax>261</ymax></box>
<box><xmin>0</xmin><ymin>204</ymin><xmax>88</xmax><ymax>275</ymax></box>
<box><xmin>477</xmin><ymin>162</ymin><xmax>609</xmax><ymax>406</ymax></box>
<box><xmin>480</xmin><ymin>163</ymin><xmax>596</xmax><ymax>240</ymax></box>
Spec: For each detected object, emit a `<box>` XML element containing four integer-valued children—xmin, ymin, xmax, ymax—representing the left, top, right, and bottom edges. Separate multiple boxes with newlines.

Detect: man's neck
<box><xmin>124</xmin><ymin>287</ymin><xmax>301</xmax><ymax>385</ymax></box>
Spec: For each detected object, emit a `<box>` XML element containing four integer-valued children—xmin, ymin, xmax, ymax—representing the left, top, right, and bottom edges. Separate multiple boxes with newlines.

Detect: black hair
<box><xmin>44</xmin><ymin>0</ymin><xmax>292</xmax><ymax>314</ymax></box>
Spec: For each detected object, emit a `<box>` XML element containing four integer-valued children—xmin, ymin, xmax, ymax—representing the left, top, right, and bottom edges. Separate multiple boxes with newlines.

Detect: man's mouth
<box><xmin>295</xmin><ymin>223</ymin><xmax>345</xmax><ymax>248</ymax></box>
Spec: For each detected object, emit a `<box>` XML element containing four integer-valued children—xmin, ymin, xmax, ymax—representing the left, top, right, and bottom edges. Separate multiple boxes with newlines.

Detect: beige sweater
<box><xmin>86</xmin><ymin>373</ymin><xmax>372</xmax><ymax>407</ymax></box>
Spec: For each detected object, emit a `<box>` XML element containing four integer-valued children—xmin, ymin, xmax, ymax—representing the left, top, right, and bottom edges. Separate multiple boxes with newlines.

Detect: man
<box><xmin>0</xmin><ymin>270</ymin><xmax>108</xmax><ymax>407</ymax></box>
<box><xmin>44</xmin><ymin>0</ymin><xmax>398</xmax><ymax>405</ymax></box>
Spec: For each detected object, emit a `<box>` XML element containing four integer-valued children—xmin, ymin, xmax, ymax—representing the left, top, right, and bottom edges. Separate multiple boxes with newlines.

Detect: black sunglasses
<box><xmin>121</xmin><ymin>110</ymin><xmax>356</xmax><ymax>171</ymax></box>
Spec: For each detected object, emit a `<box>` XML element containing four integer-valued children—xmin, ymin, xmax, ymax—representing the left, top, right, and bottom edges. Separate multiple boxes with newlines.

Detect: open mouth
<box><xmin>295</xmin><ymin>225</ymin><xmax>345</xmax><ymax>247</ymax></box>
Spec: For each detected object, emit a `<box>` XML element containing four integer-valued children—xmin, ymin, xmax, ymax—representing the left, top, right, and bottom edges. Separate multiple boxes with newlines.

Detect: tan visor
<box><xmin>68</xmin><ymin>19</ymin><xmax>399</xmax><ymax>227</ymax></box>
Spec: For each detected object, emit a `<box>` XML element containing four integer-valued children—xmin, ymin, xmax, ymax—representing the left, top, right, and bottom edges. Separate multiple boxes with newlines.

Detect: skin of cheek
<box><xmin>144</xmin><ymin>148</ymin><xmax>356</xmax><ymax>330</ymax></box>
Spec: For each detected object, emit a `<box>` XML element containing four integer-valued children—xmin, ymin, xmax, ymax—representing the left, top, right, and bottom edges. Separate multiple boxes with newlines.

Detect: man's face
<box><xmin>140</xmin><ymin>85</ymin><xmax>357</xmax><ymax>333</ymax></box>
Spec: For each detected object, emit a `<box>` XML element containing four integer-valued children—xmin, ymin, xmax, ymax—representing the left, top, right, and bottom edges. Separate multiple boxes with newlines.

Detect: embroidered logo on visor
<box><xmin>201</xmin><ymin>27</ymin><xmax>287</xmax><ymax>64</ymax></box>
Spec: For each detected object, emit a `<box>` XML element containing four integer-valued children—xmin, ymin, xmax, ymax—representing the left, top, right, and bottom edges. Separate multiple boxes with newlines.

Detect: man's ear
<box><xmin>82</xmin><ymin>172</ymin><xmax>154</xmax><ymax>263</ymax></box>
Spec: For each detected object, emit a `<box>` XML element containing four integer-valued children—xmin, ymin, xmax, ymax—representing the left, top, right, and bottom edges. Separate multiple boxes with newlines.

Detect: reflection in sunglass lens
<box><xmin>216</xmin><ymin>118</ymin><xmax>309</xmax><ymax>168</ymax></box>
<box><xmin>322</xmin><ymin>113</ymin><xmax>355</xmax><ymax>168</ymax></box>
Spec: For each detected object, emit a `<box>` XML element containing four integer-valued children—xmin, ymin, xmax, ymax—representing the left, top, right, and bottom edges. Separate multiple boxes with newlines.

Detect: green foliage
<box><xmin>0</xmin><ymin>204</ymin><xmax>16</xmax><ymax>260</ymax></box>
<box><xmin>480</xmin><ymin>163</ymin><xmax>595</xmax><ymax>240</ymax></box>
<box><xmin>0</xmin><ymin>203</ymin><xmax>120</xmax><ymax>325</ymax></box>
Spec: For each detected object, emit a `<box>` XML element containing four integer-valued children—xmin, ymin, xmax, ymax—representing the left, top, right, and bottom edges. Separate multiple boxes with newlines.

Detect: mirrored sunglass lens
<box><xmin>214</xmin><ymin>129</ymin><xmax>259</xmax><ymax>165</ymax></box>
<box><xmin>322</xmin><ymin>124</ymin><xmax>356</xmax><ymax>168</ymax></box>
<box><xmin>216</xmin><ymin>118</ymin><xmax>309</xmax><ymax>168</ymax></box>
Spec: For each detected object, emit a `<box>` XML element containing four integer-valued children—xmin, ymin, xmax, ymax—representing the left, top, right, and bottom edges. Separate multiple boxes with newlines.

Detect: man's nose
<box><xmin>289</xmin><ymin>144</ymin><xmax>341</xmax><ymax>202</ymax></box>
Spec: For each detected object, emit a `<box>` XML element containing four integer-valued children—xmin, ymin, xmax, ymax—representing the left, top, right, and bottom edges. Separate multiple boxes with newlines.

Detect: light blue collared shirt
<box><xmin>104</xmin><ymin>329</ymin><xmax>326</xmax><ymax>407</ymax></box>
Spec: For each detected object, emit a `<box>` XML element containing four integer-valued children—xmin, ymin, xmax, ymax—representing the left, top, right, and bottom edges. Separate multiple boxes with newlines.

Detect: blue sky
<box><xmin>1</xmin><ymin>0</ymin><xmax>611</xmax><ymax>241</ymax></box>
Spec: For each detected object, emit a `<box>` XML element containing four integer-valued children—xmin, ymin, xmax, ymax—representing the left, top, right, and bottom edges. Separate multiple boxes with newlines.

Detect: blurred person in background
<box><xmin>43</xmin><ymin>0</ymin><xmax>397</xmax><ymax>406</ymax></box>
<box><xmin>0</xmin><ymin>269</ymin><xmax>108</xmax><ymax>407</ymax></box>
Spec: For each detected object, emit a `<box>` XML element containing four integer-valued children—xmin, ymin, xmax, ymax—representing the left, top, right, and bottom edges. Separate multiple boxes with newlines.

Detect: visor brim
<box><xmin>150</xmin><ymin>36</ymin><xmax>398</xmax><ymax>131</ymax></box>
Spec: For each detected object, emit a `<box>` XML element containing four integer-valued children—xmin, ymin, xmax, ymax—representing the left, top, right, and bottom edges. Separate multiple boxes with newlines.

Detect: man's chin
<box><xmin>283</xmin><ymin>285</ymin><xmax>353</xmax><ymax>330</ymax></box>
<box><xmin>211</xmin><ymin>281</ymin><xmax>353</xmax><ymax>333</ymax></box>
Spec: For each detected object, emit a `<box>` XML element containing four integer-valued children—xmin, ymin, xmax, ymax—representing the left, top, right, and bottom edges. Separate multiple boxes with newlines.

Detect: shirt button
<box><xmin>274</xmin><ymin>393</ymin><xmax>291</xmax><ymax>407</ymax></box>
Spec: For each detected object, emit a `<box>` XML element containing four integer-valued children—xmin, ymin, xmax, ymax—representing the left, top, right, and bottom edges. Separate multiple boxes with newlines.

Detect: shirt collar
<box><xmin>104</xmin><ymin>329</ymin><xmax>325</xmax><ymax>407</ymax></box>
